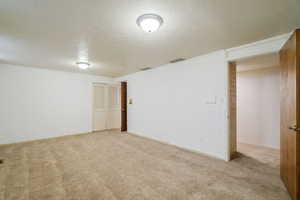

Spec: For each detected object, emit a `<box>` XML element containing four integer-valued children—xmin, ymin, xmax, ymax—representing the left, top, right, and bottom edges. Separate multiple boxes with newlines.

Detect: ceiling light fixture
<box><xmin>76</xmin><ymin>61</ymin><xmax>90</xmax><ymax>70</ymax></box>
<box><xmin>136</xmin><ymin>14</ymin><xmax>163</xmax><ymax>33</ymax></box>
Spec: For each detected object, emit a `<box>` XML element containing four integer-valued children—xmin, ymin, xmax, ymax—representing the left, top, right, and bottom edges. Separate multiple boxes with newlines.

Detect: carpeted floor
<box><xmin>0</xmin><ymin>131</ymin><xmax>290</xmax><ymax>200</ymax></box>
<box><xmin>238</xmin><ymin>143</ymin><xmax>280</xmax><ymax>169</ymax></box>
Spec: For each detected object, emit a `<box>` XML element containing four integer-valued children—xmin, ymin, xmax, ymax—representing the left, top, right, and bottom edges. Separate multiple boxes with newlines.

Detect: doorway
<box><xmin>240</xmin><ymin>54</ymin><xmax>280</xmax><ymax>167</ymax></box>
<box><xmin>229</xmin><ymin>53</ymin><xmax>281</xmax><ymax>166</ymax></box>
<box><xmin>92</xmin><ymin>83</ymin><xmax>121</xmax><ymax>132</ymax></box>
<box><xmin>228</xmin><ymin>29</ymin><xmax>300</xmax><ymax>200</ymax></box>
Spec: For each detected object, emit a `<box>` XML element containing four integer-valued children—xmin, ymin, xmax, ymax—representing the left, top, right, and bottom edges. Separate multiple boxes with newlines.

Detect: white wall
<box><xmin>237</xmin><ymin>67</ymin><xmax>280</xmax><ymax>149</ymax></box>
<box><xmin>0</xmin><ymin>64</ymin><xmax>112</xmax><ymax>144</ymax></box>
<box><xmin>118</xmin><ymin>51</ymin><xmax>230</xmax><ymax>160</ymax></box>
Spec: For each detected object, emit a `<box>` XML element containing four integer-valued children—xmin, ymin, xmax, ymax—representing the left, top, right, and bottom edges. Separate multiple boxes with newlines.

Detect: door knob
<box><xmin>289</xmin><ymin>125</ymin><xmax>300</xmax><ymax>132</ymax></box>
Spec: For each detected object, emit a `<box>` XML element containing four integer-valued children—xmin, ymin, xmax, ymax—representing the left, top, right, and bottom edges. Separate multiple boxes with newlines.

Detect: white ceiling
<box><xmin>237</xmin><ymin>53</ymin><xmax>279</xmax><ymax>72</ymax></box>
<box><xmin>0</xmin><ymin>0</ymin><xmax>299</xmax><ymax>77</ymax></box>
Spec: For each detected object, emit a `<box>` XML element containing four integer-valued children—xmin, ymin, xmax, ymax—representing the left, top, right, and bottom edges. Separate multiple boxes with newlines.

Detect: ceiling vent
<box><xmin>140</xmin><ymin>67</ymin><xmax>152</xmax><ymax>71</ymax></box>
<box><xmin>170</xmin><ymin>58</ymin><xmax>186</xmax><ymax>63</ymax></box>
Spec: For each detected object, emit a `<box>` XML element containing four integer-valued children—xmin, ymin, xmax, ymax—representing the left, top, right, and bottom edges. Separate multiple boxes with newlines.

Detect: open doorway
<box><xmin>228</xmin><ymin>29</ymin><xmax>299</xmax><ymax>200</ymax></box>
<box><xmin>229</xmin><ymin>53</ymin><xmax>280</xmax><ymax>167</ymax></box>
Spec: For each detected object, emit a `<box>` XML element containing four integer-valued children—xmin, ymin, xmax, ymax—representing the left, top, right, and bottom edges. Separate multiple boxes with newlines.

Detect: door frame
<box><xmin>226</xmin><ymin>28</ymin><xmax>300</xmax><ymax>200</ymax></box>
<box><xmin>226</xmin><ymin>32</ymin><xmax>292</xmax><ymax>161</ymax></box>
<box><xmin>227</xmin><ymin>57</ymin><xmax>282</xmax><ymax>160</ymax></box>
<box><xmin>121</xmin><ymin>81</ymin><xmax>127</xmax><ymax>132</ymax></box>
<box><xmin>228</xmin><ymin>62</ymin><xmax>237</xmax><ymax>160</ymax></box>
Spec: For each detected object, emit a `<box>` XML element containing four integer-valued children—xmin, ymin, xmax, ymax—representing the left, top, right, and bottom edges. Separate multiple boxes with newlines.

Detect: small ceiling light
<box><xmin>136</xmin><ymin>14</ymin><xmax>163</xmax><ymax>33</ymax></box>
<box><xmin>76</xmin><ymin>61</ymin><xmax>90</xmax><ymax>70</ymax></box>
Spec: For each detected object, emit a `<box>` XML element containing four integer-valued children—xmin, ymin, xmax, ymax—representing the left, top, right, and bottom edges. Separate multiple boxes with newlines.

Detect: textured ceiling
<box><xmin>237</xmin><ymin>53</ymin><xmax>279</xmax><ymax>72</ymax></box>
<box><xmin>0</xmin><ymin>0</ymin><xmax>299</xmax><ymax>77</ymax></box>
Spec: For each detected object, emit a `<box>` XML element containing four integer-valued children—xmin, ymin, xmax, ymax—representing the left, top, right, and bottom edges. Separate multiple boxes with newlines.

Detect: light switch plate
<box><xmin>205</xmin><ymin>96</ymin><xmax>217</xmax><ymax>104</ymax></box>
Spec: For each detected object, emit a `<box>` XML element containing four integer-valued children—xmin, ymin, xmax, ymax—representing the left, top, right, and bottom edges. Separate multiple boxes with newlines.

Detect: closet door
<box><xmin>107</xmin><ymin>85</ymin><xmax>121</xmax><ymax>129</ymax></box>
<box><xmin>93</xmin><ymin>84</ymin><xmax>108</xmax><ymax>131</ymax></box>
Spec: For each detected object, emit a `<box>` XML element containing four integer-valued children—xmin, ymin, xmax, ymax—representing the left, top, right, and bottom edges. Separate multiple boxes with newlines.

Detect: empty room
<box><xmin>0</xmin><ymin>1</ymin><xmax>300</xmax><ymax>200</ymax></box>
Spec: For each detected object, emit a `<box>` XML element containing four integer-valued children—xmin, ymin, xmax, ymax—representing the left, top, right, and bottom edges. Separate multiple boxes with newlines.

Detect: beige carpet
<box><xmin>238</xmin><ymin>143</ymin><xmax>280</xmax><ymax>169</ymax></box>
<box><xmin>0</xmin><ymin>131</ymin><xmax>290</xmax><ymax>200</ymax></box>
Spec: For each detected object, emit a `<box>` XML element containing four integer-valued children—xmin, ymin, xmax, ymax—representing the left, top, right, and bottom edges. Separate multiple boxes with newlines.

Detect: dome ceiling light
<box><xmin>76</xmin><ymin>61</ymin><xmax>90</xmax><ymax>70</ymax></box>
<box><xmin>136</xmin><ymin>14</ymin><xmax>163</xmax><ymax>33</ymax></box>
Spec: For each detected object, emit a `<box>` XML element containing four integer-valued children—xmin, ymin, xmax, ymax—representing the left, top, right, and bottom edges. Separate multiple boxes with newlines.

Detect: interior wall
<box><xmin>237</xmin><ymin>66</ymin><xmax>280</xmax><ymax>149</ymax></box>
<box><xmin>117</xmin><ymin>51</ymin><xmax>230</xmax><ymax>160</ymax></box>
<box><xmin>0</xmin><ymin>64</ymin><xmax>112</xmax><ymax>144</ymax></box>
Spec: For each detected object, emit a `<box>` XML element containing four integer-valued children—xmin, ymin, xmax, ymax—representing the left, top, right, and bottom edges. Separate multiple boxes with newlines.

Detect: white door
<box><xmin>93</xmin><ymin>84</ymin><xmax>108</xmax><ymax>131</ymax></box>
<box><xmin>107</xmin><ymin>85</ymin><xmax>121</xmax><ymax>129</ymax></box>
